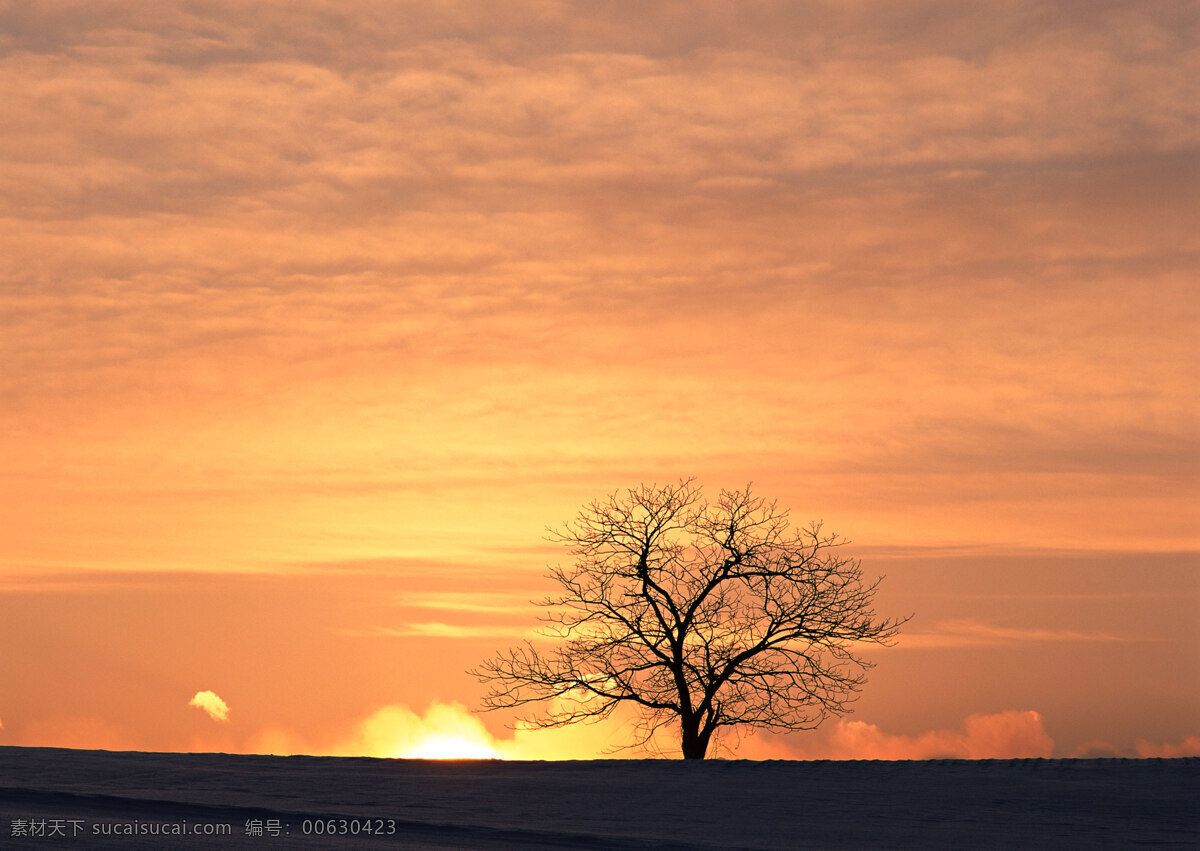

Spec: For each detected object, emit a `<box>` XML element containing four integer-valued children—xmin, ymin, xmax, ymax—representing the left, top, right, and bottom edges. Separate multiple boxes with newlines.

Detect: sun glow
<box><xmin>402</xmin><ymin>734</ymin><xmax>502</xmax><ymax>760</ymax></box>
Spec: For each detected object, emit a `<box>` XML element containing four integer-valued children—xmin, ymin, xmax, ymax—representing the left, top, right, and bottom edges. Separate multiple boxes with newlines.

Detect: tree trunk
<box><xmin>680</xmin><ymin>723</ymin><xmax>710</xmax><ymax>759</ymax></box>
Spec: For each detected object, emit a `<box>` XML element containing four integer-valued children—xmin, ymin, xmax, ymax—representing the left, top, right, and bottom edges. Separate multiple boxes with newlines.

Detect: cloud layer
<box><xmin>250</xmin><ymin>700</ymin><xmax>638</xmax><ymax>761</ymax></box>
<box><xmin>3</xmin><ymin>2</ymin><xmax>1195</xmax><ymax>557</ymax></box>
<box><xmin>740</xmin><ymin>711</ymin><xmax>1056</xmax><ymax>760</ymax></box>
<box><xmin>5</xmin><ymin>695</ymin><xmax>1198</xmax><ymax>762</ymax></box>
<box><xmin>237</xmin><ymin>703</ymin><xmax>1065</xmax><ymax>761</ymax></box>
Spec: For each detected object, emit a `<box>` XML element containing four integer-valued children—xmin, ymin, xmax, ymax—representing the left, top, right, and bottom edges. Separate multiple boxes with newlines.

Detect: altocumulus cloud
<box><xmin>189</xmin><ymin>690</ymin><xmax>230</xmax><ymax>722</ymax></box>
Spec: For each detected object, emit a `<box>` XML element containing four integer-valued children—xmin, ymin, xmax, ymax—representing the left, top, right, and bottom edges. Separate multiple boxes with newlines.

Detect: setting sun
<box><xmin>403</xmin><ymin>735</ymin><xmax>502</xmax><ymax>761</ymax></box>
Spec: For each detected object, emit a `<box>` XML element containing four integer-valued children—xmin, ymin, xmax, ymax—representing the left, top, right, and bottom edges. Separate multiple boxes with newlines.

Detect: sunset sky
<box><xmin>1</xmin><ymin>1</ymin><xmax>1197</xmax><ymax>761</ymax></box>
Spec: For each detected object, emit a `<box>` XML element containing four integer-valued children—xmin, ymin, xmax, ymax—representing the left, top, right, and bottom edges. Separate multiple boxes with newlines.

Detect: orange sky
<box><xmin>1</xmin><ymin>1</ymin><xmax>1197</xmax><ymax>760</ymax></box>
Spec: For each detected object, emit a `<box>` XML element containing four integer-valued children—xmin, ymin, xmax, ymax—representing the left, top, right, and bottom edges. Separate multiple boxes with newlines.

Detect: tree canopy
<box><xmin>473</xmin><ymin>480</ymin><xmax>909</xmax><ymax>759</ymax></box>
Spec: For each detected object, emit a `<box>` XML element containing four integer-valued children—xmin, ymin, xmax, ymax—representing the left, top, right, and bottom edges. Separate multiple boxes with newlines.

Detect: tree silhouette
<box><xmin>473</xmin><ymin>480</ymin><xmax>909</xmax><ymax>759</ymax></box>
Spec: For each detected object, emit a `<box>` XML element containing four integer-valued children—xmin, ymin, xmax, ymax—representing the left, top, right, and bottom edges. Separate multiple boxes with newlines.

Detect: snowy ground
<box><xmin>0</xmin><ymin>747</ymin><xmax>1195</xmax><ymax>849</ymax></box>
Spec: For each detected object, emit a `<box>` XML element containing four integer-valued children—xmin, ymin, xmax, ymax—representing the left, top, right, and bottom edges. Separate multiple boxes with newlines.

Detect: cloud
<box><xmin>1135</xmin><ymin>735</ymin><xmax>1200</xmax><ymax>758</ymax></box>
<box><xmin>1071</xmin><ymin>735</ymin><xmax>1200</xmax><ymax>759</ymax></box>
<box><xmin>393</xmin><ymin>591</ymin><xmax>533</xmax><ymax>615</ymax></box>
<box><xmin>1070</xmin><ymin>740</ymin><xmax>1125</xmax><ymax>759</ymax></box>
<box><xmin>741</xmin><ymin>710</ymin><xmax>1056</xmax><ymax>760</ymax></box>
<box><xmin>261</xmin><ymin>703</ymin><xmax>1057</xmax><ymax>762</ymax></box>
<box><xmin>347</xmin><ymin>623</ymin><xmax>538</xmax><ymax>640</ymax></box>
<box><xmin>188</xmin><ymin>690</ymin><xmax>230</xmax><ymax>722</ymax></box>
<box><xmin>329</xmin><ymin>703</ymin><xmax>496</xmax><ymax>759</ymax></box>
<box><xmin>245</xmin><ymin>699</ymin><xmax>650</xmax><ymax>761</ymax></box>
<box><xmin>495</xmin><ymin>701</ymin><xmax>654</xmax><ymax>760</ymax></box>
<box><xmin>3</xmin><ymin>0</ymin><xmax>1194</xmax><ymax>528</ymax></box>
<box><xmin>825</xmin><ymin>710</ymin><xmax>1056</xmax><ymax>760</ymax></box>
<box><xmin>900</xmin><ymin>619</ymin><xmax>1127</xmax><ymax>649</ymax></box>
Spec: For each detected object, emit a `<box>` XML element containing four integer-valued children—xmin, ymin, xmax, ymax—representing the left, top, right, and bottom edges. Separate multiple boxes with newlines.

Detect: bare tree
<box><xmin>472</xmin><ymin>480</ymin><xmax>909</xmax><ymax>759</ymax></box>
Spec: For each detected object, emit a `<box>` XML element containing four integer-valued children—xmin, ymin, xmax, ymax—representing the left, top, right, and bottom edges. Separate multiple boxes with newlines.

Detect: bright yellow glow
<box><xmin>403</xmin><ymin>734</ymin><xmax>501</xmax><ymax>760</ymax></box>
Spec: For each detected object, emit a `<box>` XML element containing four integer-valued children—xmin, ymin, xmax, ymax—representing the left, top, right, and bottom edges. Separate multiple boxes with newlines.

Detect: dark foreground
<box><xmin>0</xmin><ymin>747</ymin><xmax>1196</xmax><ymax>849</ymax></box>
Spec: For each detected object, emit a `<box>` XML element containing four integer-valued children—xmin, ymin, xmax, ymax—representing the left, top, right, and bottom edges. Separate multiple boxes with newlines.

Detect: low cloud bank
<box><xmin>740</xmin><ymin>710</ymin><xmax>1056</xmax><ymax>760</ymax></box>
<box><xmin>267</xmin><ymin>705</ymin><xmax>1057</xmax><ymax>761</ymax></box>
<box><xmin>252</xmin><ymin>700</ymin><xmax>635</xmax><ymax>761</ymax></box>
<box><xmin>336</xmin><ymin>703</ymin><xmax>499</xmax><ymax>759</ymax></box>
<box><xmin>7</xmin><ymin>699</ymin><xmax>1199</xmax><ymax>761</ymax></box>
<box><xmin>1135</xmin><ymin>735</ymin><xmax>1200</xmax><ymax>758</ymax></box>
<box><xmin>834</xmin><ymin>710</ymin><xmax>1055</xmax><ymax>760</ymax></box>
